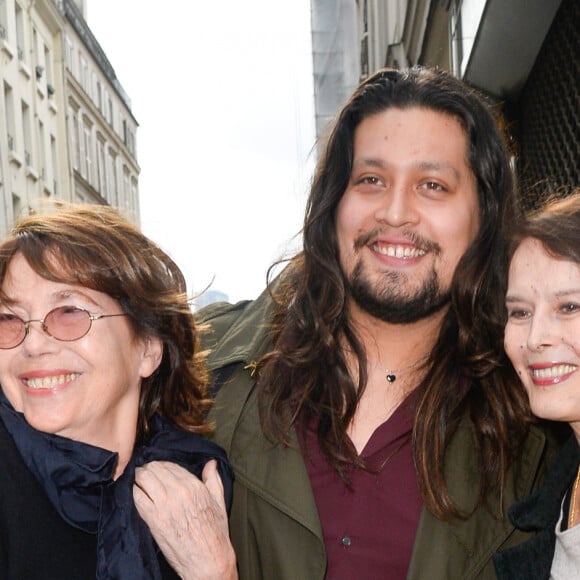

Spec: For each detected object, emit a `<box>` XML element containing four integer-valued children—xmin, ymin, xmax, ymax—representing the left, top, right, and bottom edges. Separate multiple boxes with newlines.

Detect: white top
<box><xmin>551</xmin><ymin>498</ymin><xmax>580</xmax><ymax>579</ymax></box>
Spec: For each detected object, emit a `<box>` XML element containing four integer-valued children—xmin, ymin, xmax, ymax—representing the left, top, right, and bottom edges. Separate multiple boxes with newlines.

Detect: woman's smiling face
<box><xmin>0</xmin><ymin>253</ymin><xmax>161</xmax><ymax>451</ymax></box>
<box><xmin>505</xmin><ymin>238</ymin><xmax>580</xmax><ymax>438</ymax></box>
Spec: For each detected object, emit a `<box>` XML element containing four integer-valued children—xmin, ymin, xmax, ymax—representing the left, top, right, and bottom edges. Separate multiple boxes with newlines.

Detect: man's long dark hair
<box><xmin>257</xmin><ymin>66</ymin><xmax>531</xmax><ymax>520</ymax></box>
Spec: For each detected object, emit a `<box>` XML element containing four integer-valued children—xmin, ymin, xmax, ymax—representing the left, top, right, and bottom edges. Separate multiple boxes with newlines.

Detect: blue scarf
<box><xmin>0</xmin><ymin>392</ymin><xmax>233</xmax><ymax>579</ymax></box>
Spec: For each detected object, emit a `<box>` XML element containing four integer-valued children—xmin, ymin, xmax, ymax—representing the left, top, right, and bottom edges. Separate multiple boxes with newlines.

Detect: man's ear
<box><xmin>140</xmin><ymin>336</ymin><xmax>163</xmax><ymax>378</ymax></box>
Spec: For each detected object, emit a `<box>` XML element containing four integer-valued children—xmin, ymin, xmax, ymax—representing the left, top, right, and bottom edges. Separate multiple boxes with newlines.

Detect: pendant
<box><xmin>386</xmin><ymin>373</ymin><xmax>396</xmax><ymax>383</ymax></box>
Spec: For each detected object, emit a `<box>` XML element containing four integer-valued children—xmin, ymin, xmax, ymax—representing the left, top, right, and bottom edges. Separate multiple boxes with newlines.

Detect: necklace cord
<box><xmin>371</xmin><ymin>352</ymin><xmax>430</xmax><ymax>384</ymax></box>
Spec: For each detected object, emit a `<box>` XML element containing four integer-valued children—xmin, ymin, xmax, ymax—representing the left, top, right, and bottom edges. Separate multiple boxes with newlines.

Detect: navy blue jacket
<box><xmin>494</xmin><ymin>435</ymin><xmax>580</xmax><ymax>579</ymax></box>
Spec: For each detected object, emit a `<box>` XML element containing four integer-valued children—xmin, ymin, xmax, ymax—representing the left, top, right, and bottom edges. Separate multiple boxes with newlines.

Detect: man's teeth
<box><xmin>25</xmin><ymin>373</ymin><xmax>79</xmax><ymax>389</ymax></box>
<box><xmin>372</xmin><ymin>244</ymin><xmax>426</xmax><ymax>258</ymax></box>
<box><xmin>532</xmin><ymin>365</ymin><xmax>577</xmax><ymax>379</ymax></box>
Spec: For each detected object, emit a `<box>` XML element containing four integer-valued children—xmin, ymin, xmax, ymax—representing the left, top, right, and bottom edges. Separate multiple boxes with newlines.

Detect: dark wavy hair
<box><xmin>258</xmin><ymin>66</ymin><xmax>530</xmax><ymax>520</ymax></box>
<box><xmin>0</xmin><ymin>203</ymin><xmax>211</xmax><ymax>441</ymax></box>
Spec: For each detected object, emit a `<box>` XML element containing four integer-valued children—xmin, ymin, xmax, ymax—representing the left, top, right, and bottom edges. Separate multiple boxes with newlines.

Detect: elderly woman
<box><xmin>494</xmin><ymin>192</ymin><xmax>580</xmax><ymax>579</ymax></box>
<box><xmin>0</xmin><ymin>204</ymin><xmax>236</xmax><ymax>579</ymax></box>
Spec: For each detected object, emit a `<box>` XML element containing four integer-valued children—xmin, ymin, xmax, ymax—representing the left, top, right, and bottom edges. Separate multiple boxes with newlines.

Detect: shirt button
<box><xmin>341</xmin><ymin>536</ymin><xmax>351</xmax><ymax>547</ymax></box>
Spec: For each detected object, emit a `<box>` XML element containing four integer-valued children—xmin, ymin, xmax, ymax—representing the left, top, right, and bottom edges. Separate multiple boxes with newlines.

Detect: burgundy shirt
<box><xmin>300</xmin><ymin>391</ymin><xmax>422</xmax><ymax>579</ymax></box>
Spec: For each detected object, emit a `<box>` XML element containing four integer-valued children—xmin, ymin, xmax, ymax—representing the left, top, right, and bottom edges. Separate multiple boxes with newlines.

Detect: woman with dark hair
<box><xmin>495</xmin><ymin>191</ymin><xmax>580</xmax><ymax>579</ymax></box>
<box><xmin>0</xmin><ymin>203</ymin><xmax>236</xmax><ymax>579</ymax></box>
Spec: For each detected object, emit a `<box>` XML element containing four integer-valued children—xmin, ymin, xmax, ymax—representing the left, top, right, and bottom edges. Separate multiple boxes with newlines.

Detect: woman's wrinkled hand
<box><xmin>134</xmin><ymin>459</ymin><xmax>237</xmax><ymax>579</ymax></box>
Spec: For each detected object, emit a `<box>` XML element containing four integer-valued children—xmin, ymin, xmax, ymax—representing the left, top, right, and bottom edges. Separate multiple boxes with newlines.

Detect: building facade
<box><xmin>310</xmin><ymin>0</ymin><xmax>360</xmax><ymax>148</ymax></box>
<box><xmin>0</xmin><ymin>0</ymin><xmax>139</xmax><ymax>237</ymax></box>
<box><xmin>311</xmin><ymin>0</ymin><xmax>579</xmax><ymax>209</ymax></box>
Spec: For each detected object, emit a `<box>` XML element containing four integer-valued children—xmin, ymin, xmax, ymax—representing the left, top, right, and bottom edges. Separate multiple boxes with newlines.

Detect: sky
<box><xmin>88</xmin><ymin>1</ymin><xmax>317</xmax><ymax>304</ymax></box>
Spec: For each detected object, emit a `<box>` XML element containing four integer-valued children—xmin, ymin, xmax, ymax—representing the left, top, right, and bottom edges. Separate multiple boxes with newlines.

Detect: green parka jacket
<box><xmin>199</xmin><ymin>288</ymin><xmax>553</xmax><ymax>580</ymax></box>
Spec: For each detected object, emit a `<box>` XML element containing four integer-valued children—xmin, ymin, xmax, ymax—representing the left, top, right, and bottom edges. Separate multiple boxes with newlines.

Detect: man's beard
<box><xmin>347</xmin><ymin>260</ymin><xmax>450</xmax><ymax>324</ymax></box>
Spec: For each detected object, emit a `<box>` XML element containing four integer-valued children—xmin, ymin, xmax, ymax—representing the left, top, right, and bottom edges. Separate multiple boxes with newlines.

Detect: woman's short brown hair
<box><xmin>0</xmin><ymin>203</ymin><xmax>211</xmax><ymax>440</ymax></box>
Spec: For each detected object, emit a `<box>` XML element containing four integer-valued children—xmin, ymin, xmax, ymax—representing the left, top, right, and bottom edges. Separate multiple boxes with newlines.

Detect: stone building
<box><xmin>0</xmin><ymin>0</ymin><xmax>139</xmax><ymax>236</ymax></box>
<box><xmin>310</xmin><ymin>0</ymin><xmax>579</xmax><ymax>209</ymax></box>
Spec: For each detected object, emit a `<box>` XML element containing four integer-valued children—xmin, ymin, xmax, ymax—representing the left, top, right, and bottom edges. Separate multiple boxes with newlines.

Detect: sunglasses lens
<box><xmin>0</xmin><ymin>313</ymin><xmax>26</xmax><ymax>349</ymax></box>
<box><xmin>45</xmin><ymin>307</ymin><xmax>91</xmax><ymax>341</ymax></box>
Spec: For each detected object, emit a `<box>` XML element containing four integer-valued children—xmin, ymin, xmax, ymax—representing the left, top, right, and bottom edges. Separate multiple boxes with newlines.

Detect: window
<box><xmin>15</xmin><ymin>2</ymin><xmax>24</xmax><ymax>61</ymax></box>
<box><xmin>450</xmin><ymin>0</ymin><xmax>486</xmax><ymax>77</ymax></box>
<box><xmin>131</xmin><ymin>177</ymin><xmax>138</xmax><ymax>212</ymax></box>
<box><xmin>77</xmin><ymin>114</ymin><xmax>85</xmax><ymax>175</ymax></box>
<box><xmin>32</xmin><ymin>27</ymin><xmax>39</xmax><ymax>70</ymax></box>
<box><xmin>21</xmin><ymin>100</ymin><xmax>32</xmax><ymax>166</ymax></box>
<box><xmin>95</xmin><ymin>79</ymin><xmax>102</xmax><ymax>111</ymax></box>
<box><xmin>360</xmin><ymin>35</ymin><xmax>369</xmax><ymax>79</ymax></box>
<box><xmin>12</xmin><ymin>194</ymin><xmax>22</xmax><ymax>221</ymax></box>
<box><xmin>107</xmin><ymin>148</ymin><xmax>118</xmax><ymax>205</ymax></box>
<box><xmin>44</xmin><ymin>44</ymin><xmax>53</xmax><ymax>86</ymax></box>
<box><xmin>96</xmin><ymin>134</ymin><xmax>106</xmax><ymax>197</ymax></box>
<box><xmin>0</xmin><ymin>0</ymin><xmax>7</xmax><ymax>41</ymax></box>
<box><xmin>68</xmin><ymin>101</ymin><xmax>80</xmax><ymax>170</ymax></box>
<box><xmin>122</xmin><ymin>164</ymin><xmax>130</xmax><ymax>200</ymax></box>
<box><xmin>79</xmin><ymin>54</ymin><xmax>89</xmax><ymax>92</ymax></box>
<box><xmin>38</xmin><ymin>119</ymin><xmax>46</xmax><ymax>180</ymax></box>
<box><xmin>122</xmin><ymin>119</ymin><xmax>136</xmax><ymax>156</ymax></box>
<box><xmin>108</xmin><ymin>97</ymin><xmax>113</xmax><ymax>126</ymax></box>
<box><xmin>83</xmin><ymin>117</ymin><xmax>93</xmax><ymax>183</ymax></box>
<box><xmin>3</xmin><ymin>82</ymin><xmax>15</xmax><ymax>151</ymax></box>
<box><xmin>64</xmin><ymin>36</ymin><xmax>74</xmax><ymax>72</ymax></box>
<box><xmin>50</xmin><ymin>134</ymin><xmax>58</xmax><ymax>195</ymax></box>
